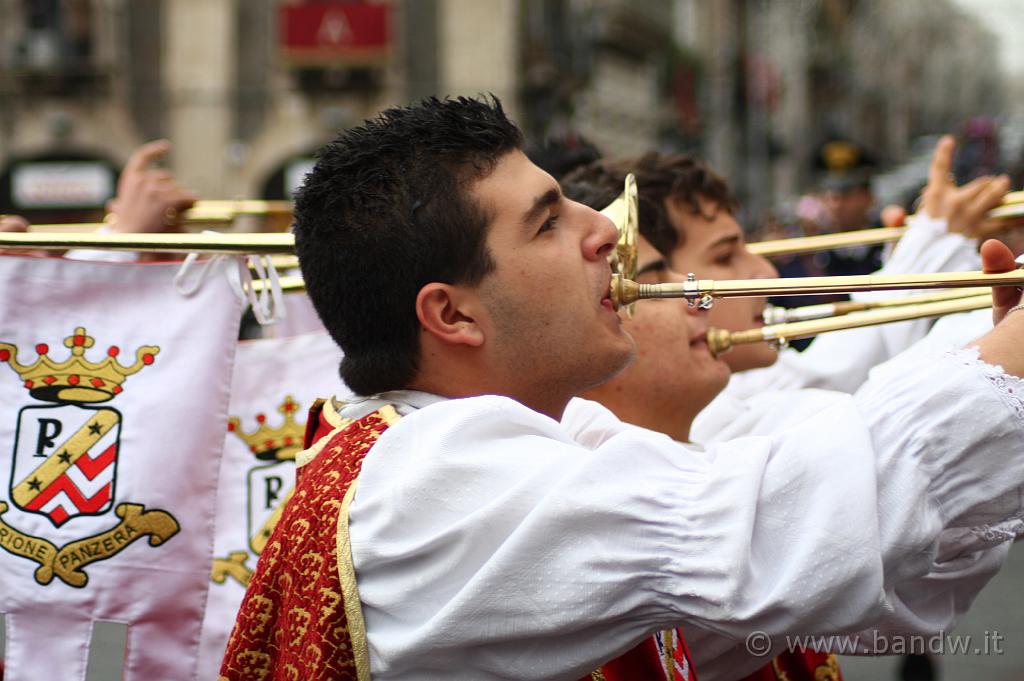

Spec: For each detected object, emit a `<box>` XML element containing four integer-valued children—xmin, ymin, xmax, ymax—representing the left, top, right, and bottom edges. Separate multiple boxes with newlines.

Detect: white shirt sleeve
<box><xmin>348</xmin><ymin>351</ymin><xmax>1024</xmax><ymax>681</ymax></box>
<box><xmin>726</xmin><ymin>215</ymin><xmax>982</xmax><ymax>397</ymax></box>
<box><xmin>689</xmin><ymin>348</ymin><xmax>1023</xmax><ymax>677</ymax></box>
<box><xmin>873</xmin><ymin>307</ymin><xmax>992</xmax><ymax>367</ymax></box>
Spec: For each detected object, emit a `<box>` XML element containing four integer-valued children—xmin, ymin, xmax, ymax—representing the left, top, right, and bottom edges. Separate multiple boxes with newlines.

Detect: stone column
<box><xmin>163</xmin><ymin>0</ymin><xmax>235</xmax><ymax>198</ymax></box>
<box><xmin>437</xmin><ymin>0</ymin><xmax>518</xmax><ymax>121</ymax></box>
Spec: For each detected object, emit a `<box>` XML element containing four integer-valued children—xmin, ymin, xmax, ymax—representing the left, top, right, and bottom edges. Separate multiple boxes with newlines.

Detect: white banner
<box><xmin>0</xmin><ymin>255</ymin><xmax>244</xmax><ymax>680</ymax></box>
<box><xmin>265</xmin><ymin>290</ymin><xmax>328</xmax><ymax>339</ymax></box>
<box><xmin>196</xmin><ymin>330</ymin><xmax>348</xmax><ymax>678</ymax></box>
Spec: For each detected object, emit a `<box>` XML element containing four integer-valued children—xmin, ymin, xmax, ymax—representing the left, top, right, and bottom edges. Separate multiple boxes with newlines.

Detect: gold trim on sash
<box><xmin>338</xmin><ymin>478</ymin><xmax>372</xmax><ymax>681</ymax></box>
<box><xmin>375</xmin><ymin>404</ymin><xmax>401</xmax><ymax>426</ymax></box>
<box><xmin>334</xmin><ymin>404</ymin><xmax>401</xmax><ymax>681</ymax></box>
<box><xmin>662</xmin><ymin>630</ymin><xmax>675</xmax><ymax>677</ymax></box>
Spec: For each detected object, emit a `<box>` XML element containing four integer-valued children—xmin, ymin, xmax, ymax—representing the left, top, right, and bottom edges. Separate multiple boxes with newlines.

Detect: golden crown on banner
<box><xmin>0</xmin><ymin>327</ymin><xmax>159</xmax><ymax>404</ymax></box>
<box><xmin>227</xmin><ymin>395</ymin><xmax>305</xmax><ymax>461</ymax></box>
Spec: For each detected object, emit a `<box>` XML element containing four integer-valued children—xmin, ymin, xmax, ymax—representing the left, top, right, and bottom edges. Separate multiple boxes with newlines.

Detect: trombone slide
<box><xmin>709</xmin><ymin>294</ymin><xmax>992</xmax><ymax>355</ymax></box>
<box><xmin>761</xmin><ymin>288</ymin><xmax>990</xmax><ymax>324</ymax></box>
<box><xmin>0</xmin><ymin>231</ymin><xmax>295</xmax><ymax>254</ymax></box>
<box><xmin>611</xmin><ymin>269</ymin><xmax>1024</xmax><ymax>308</ymax></box>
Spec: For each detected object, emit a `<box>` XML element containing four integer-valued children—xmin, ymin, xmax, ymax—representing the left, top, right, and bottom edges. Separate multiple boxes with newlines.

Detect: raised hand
<box><xmin>920</xmin><ymin>135</ymin><xmax>1010</xmax><ymax>236</ymax></box>
<box><xmin>105</xmin><ymin>140</ymin><xmax>199</xmax><ymax>234</ymax></box>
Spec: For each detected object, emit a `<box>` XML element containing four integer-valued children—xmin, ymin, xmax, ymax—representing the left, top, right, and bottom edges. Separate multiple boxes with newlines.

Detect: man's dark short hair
<box><xmin>293</xmin><ymin>96</ymin><xmax>523</xmax><ymax>395</ymax></box>
<box><xmin>563</xmin><ymin>152</ymin><xmax>737</xmax><ymax>256</ymax></box>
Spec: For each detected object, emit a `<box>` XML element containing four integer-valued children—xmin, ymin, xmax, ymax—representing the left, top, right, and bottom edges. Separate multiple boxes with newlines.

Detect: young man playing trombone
<box><xmin>564</xmin><ymin>170</ymin><xmax>1021</xmax><ymax>680</ymax></box>
<box><xmin>222</xmin><ymin>96</ymin><xmax>1024</xmax><ymax>681</ymax></box>
<box><xmin>562</xmin><ymin>144</ymin><xmax>1014</xmax><ymax>444</ymax></box>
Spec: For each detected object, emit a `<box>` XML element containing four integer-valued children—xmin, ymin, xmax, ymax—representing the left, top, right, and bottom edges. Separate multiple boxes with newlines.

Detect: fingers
<box><xmin>121</xmin><ymin>139</ymin><xmax>170</xmax><ymax>179</ymax></box>
<box><xmin>921</xmin><ymin>135</ymin><xmax>957</xmax><ymax>219</ymax></box>
<box><xmin>956</xmin><ymin>175</ymin><xmax>1010</xmax><ymax>236</ymax></box>
<box><xmin>976</xmin><ymin>174</ymin><xmax>1011</xmax><ymax>208</ymax></box>
<box><xmin>880</xmin><ymin>204</ymin><xmax>906</xmax><ymax>227</ymax></box>
<box><xmin>957</xmin><ymin>174</ymin><xmax>996</xmax><ymax>202</ymax></box>
<box><xmin>980</xmin><ymin>238</ymin><xmax>1021</xmax><ymax>324</ymax></box>
<box><xmin>0</xmin><ymin>215</ymin><xmax>49</xmax><ymax>258</ymax></box>
<box><xmin>938</xmin><ymin>174</ymin><xmax>1011</xmax><ymax>235</ymax></box>
<box><xmin>981</xmin><ymin>237</ymin><xmax>1017</xmax><ymax>273</ymax></box>
<box><xmin>972</xmin><ymin>217</ymin><xmax>1014</xmax><ymax>241</ymax></box>
<box><xmin>146</xmin><ymin>169</ymin><xmax>176</xmax><ymax>184</ymax></box>
<box><xmin>170</xmin><ymin>188</ymin><xmax>199</xmax><ymax>211</ymax></box>
<box><xmin>0</xmin><ymin>215</ymin><xmax>30</xmax><ymax>233</ymax></box>
<box><xmin>926</xmin><ymin>135</ymin><xmax>956</xmax><ymax>189</ymax></box>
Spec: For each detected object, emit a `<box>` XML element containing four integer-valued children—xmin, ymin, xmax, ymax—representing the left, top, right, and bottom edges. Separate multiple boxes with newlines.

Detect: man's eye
<box><xmin>538</xmin><ymin>216</ymin><xmax>559</xmax><ymax>234</ymax></box>
<box><xmin>635</xmin><ymin>261</ymin><xmax>668</xmax><ymax>283</ymax></box>
<box><xmin>713</xmin><ymin>253</ymin><xmax>734</xmax><ymax>266</ymax></box>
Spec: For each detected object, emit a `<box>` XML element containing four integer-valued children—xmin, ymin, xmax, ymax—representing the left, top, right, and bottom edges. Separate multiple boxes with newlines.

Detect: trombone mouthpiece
<box><xmin>609</xmin><ymin>275</ymin><xmax>641</xmax><ymax>308</ymax></box>
<box><xmin>706</xmin><ymin>328</ymin><xmax>733</xmax><ymax>356</ymax></box>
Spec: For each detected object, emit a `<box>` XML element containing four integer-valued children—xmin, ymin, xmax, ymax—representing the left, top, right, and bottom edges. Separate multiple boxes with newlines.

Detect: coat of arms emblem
<box><xmin>0</xmin><ymin>327</ymin><xmax>179</xmax><ymax>587</ymax></box>
<box><xmin>212</xmin><ymin>395</ymin><xmax>305</xmax><ymax>586</ymax></box>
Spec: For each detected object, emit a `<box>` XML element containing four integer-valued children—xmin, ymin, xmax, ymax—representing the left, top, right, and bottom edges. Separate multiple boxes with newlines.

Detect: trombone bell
<box><xmin>601</xmin><ymin>173</ymin><xmax>639</xmax><ymax>317</ymax></box>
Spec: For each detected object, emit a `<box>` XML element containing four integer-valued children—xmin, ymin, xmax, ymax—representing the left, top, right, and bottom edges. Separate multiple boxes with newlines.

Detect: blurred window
<box><xmin>6</xmin><ymin>0</ymin><xmax>104</xmax><ymax>95</ymax></box>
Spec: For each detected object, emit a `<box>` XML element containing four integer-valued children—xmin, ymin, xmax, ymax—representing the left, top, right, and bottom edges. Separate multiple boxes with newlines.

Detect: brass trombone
<box><xmin>748</xmin><ymin>227</ymin><xmax>906</xmax><ymax>258</ymax></box>
<box><xmin>0</xmin><ymin>231</ymin><xmax>294</xmax><ymax>254</ymax></box>
<box><xmin>179</xmin><ymin>200</ymin><xmax>292</xmax><ymax>223</ymax></box>
<box><xmin>603</xmin><ymin>174</ymin><xmax>639</xmax><ymax>316</ymax></box>
<box><xmin>747</xmin><ymin>192</ymin><xmax>1024</xmax><ymax>259</ymax></box>
<box><xmin>23</xmin><ymin>200</ymin><xmax>294</xmax><ymax>233</ymax></box>
<box><xmin>761</xmin><ymin>288</ymin><xmax>988</xmax><ymax>324</ymax></box>
<box><xmin>253</xmin><ymin>275</ymin><xmax>306</xmax><ymax>294</ymax></box>
<box><xmin>708</xmin><ymin>293</ymin><xmax>991</xmax><ymax>355</ymax></box>
<box><xmin>609</xmin><ymin>269</ymin><xmax>1024</xmax><ymax>309</ymax></box>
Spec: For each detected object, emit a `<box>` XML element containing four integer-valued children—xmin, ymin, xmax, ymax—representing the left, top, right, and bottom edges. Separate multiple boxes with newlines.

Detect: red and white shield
<box><xmin>10</xmin><ymin>404</ymin><xmax>121</xmax><ymax>527</ymax></box>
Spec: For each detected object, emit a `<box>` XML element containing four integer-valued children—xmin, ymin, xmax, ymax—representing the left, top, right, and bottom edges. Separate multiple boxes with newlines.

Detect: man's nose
<box><xmin>586</xmin><ymin>207</ymin><xmax>620</xmax><ymax>261</ymax></box>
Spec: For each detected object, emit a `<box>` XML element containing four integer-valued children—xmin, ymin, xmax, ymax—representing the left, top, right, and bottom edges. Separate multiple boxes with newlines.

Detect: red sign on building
<box><xmin>279</xmin><ymin>2</ymin><xmax>392</xmax><ymax>65</ymax></box>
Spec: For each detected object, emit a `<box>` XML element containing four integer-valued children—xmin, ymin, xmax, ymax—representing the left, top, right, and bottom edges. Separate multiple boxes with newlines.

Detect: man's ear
<box><xmin>415</xmin><ymin>283</ymin><xmax>485</xmax><ymax>347</ymax></box>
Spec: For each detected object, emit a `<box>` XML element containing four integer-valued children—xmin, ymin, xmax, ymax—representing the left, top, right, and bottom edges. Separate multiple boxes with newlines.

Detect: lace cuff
<box><xmin>971</xmin><ymin>516</ymin><xmax>1024</xmax><ymax>544</ymax></box>
<box><xmin>945</xmin><ymin>346</ymin><xmax>1024</xmax><ymax>421</ymax></box>
<box><xmin>943</xmin><ymin>347</ymin><xmax>1024</xmax><ymax>544</ymax></box>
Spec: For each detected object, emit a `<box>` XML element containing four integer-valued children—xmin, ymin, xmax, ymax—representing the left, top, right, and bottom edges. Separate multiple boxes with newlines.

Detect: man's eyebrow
<box><xmin>707</xmin><ymin>234</ymin><xmax>741</xmax><ymax>250</ymax></box>
<box><xmin>520</xmin><ymin>187</ymin><xmax>562</xmax><ymax>229</ymax></box>
<box><xmin>635</xmin><ymin>259</ymin><xmax>667</xmax><ymax>277</ymax></box>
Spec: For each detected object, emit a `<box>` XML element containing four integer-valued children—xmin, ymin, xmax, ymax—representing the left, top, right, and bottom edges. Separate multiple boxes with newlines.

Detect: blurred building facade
<box><xmin>0</xmin><ymin>0</ymin><xmax>1006</xmax><ymax>221</ymax></box>
<box><xmin>675</xmin><ymin>0</ymin><xmax>1005</xmax><ymax>220</ymax></box>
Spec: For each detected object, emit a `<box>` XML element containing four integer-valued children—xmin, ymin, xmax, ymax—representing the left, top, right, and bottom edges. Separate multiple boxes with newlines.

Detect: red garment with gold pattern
<box><xmin>583</xmin><ymin>628</ymin><xmax>698</xmax><ymax>680</ymax></box>
<box><xmin>219</xmin><ymin>402</ymin><xmax>394</xmax><ymax>681</ymax></box>
<box><xmin>739</xmin><ymin>651</ymin><xmax>841</xmax><ymax>681</ymax></box>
